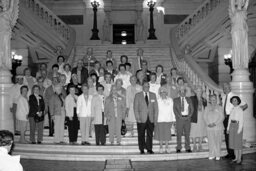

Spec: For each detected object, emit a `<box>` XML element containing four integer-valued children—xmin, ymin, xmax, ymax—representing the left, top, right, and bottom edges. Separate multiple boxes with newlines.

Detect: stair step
<box><xmin>12</xmin><ymin>148</ymin><xmax>256</xmax><ymax>161</ymax></box>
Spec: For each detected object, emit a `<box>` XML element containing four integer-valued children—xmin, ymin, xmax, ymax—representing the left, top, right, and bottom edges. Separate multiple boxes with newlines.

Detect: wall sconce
<box><xmin>224</xmin><ymin>50</ymin><xmax>234</xmax><ymax>74</ymax></box>
<box><xmin>11</xmin><ymin>51</ymin><xmax>23</xmax><ymax>83</ymax></box>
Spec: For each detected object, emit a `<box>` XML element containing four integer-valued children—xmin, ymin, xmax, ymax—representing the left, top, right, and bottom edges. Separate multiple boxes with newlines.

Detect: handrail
<box><xmin>176</xmin><ymin>0</ymin><xmax>224</xmax><ymax>41</ymax></box>
<box><xmin>170</xmin><ymin>28</ymin><xmax>223</xmax><ymax>102</ymax></box>
<box><xmin>22</xmin><ymin>0</ymin><xmax>71</xmax><ymax>41</ymax></box>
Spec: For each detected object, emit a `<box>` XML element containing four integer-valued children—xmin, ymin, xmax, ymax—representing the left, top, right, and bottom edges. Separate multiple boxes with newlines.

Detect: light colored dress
<box><xmin>126</xmin><ymin>84</ymin><xmax>142</xmax><ymax>123</ymax></box>
<box><xmin>154</xmin><ymin>97</ymin><xmax>176</xmax><ymax>141</ymax></box>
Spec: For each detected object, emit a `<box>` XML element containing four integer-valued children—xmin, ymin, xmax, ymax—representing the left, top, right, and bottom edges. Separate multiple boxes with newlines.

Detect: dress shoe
<box><xmin>215</xmin><ymin>157</ymin><xmax>220</xmax><ymax>161</ymax></box>
<box><xmin>31</xmin><ymin>142</ymin><xmax>36</xmax><ymax>144</ymax></box>
<box><xmin>186</xmin><ymin>149</ymin><xmax>192</xmax><ymax>153</ymax></box>
<box><xmin>236</xmin><ymin>160</ymin><xmax>242</xmax><ymax>165</ymax></box>
<box><xmin>37</xmin><ymin>141</ymin><xmax>42</xmax><ymax>144</ymax></box>
<box><xmin>140</xmin><ymin>150</ymin><xmax>145</xmax><ymax>154</ymax></box>
<box><xmin>176</xmin><ymin>149</ymin><xmax>181</xmax><ymax>153</ymax></box>
<box><xmin>208</xmin><ymin>157</ymin><xmax>215</xmax><ymax>160</ymax></box>
<box><xmin>147</xmin><ymin>150</ymin><xmax>154</xmax><ymax>154</ymax></box>
<box><xmin>230</xmin><ymin>159</ymin><xmax>237</xmax><ymax>163</ymax></box>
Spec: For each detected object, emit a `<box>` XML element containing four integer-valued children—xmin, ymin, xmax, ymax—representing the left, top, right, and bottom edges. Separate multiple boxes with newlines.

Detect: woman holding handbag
<box><xmin>28</xmin><ymin>85</ymin><xmax>45</xmax><ymax>144</ymax></box>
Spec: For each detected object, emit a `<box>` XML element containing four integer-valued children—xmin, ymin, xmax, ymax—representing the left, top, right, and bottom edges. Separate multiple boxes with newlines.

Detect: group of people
<box><xmin>9</xmin><ymin>50</ymin><xmax>247</xmax><ymax>164</ymax></box>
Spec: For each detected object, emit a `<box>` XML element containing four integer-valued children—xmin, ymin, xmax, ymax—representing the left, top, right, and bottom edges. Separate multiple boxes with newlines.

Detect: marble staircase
<box><xmin>12</xmin><ymin>129</ymin><xmax>256</xmax><ymax>161</ymax></box>
<box><xmin>74</xmin><ymin>44</ymin><xmax>173</xmax><ymax>73</ymax></box>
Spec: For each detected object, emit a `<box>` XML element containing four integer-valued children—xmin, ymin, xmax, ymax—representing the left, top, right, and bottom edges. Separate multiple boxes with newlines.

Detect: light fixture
<box><xmin>224</xmin><ymin>50</ymin><xmax>233</xmax><ymax>74</ymax></box>
<box><xmin>90</xmin><ymin>0</ymin><xmax>100</xmax><ymax>40</ymax></box>
<box><xmin>147</xmin><ymin>0</ymin><xmax>157</xmax><ymax>39</ymax></box>
<box><xmin>121</xmin><ymin>31</ymin><xmax>127</xmax><ymax>37</ymax></box>
<box><xmin>121</xmin><ymin>40</ymin><xmax>127</xmax><ymax>45</ymax></box>
<box><xmin>11</xmin><ymin>50</ymin><xmax>23</xmax><ymax>83</ymax></box>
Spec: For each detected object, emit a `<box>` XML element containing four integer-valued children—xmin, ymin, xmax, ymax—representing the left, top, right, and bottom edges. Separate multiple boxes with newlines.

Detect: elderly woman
<box><xmin>126</xmin><ymin>75</ymin><xmax>142</xmax><ymax>136</ymax></box>
<box><xmin>28</xmin><ymin>85</ymin><xmax>45</xmax><ymax>144</ymax></box>
<box><xmin>16</xmin><ymin>85</ymin><xmax>29</xmax><ymax>143</ymax></box>
<box><xmin>49</xmin><ymin>84</ymin><xmax>66</xmax><ymax>144</ymax></box>
<box><xmin>190</xmin><ymin>86</ymin><xmax>207</xmax><ymax>152</ymax></box>
<box><xmin>155</xmin><ymin>65</ymin><xmax>167</xmax><ymax>85</ymax></box>
<box><xmin>23</xmin><ymin>68</ymin><xmax>37</xmax><ymax>91</ymax></box>
<box><xmin>67</xmin><ymin>74</ymin><xmax>82</xmax><ymax>95</ymax></box>
<box><xmin>65</xmin><ymin>85</ymin><xmax>79</xmax><ymax>145</ymax></box>
<box><xmin>203</xmin><ymin>94</ymin><xmax>224</xmax><ymax>160</ymax></box>
<box><xmin>227</xmin><ymin>96</ymin><xmax>244</xmax><ymax>164</ymax></box>
<box><xmin>105</xmin><ymin>85</ymin><xmax>126</xmax><ymax>145</ymax></box>
<box><xmin>154</xmin><ymin>86</ymin><xmax>175</xmax><ymax>153</ymax></box>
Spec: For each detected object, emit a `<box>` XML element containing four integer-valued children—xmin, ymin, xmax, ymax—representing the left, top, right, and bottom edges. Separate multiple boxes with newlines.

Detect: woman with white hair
<box><xmin>154</xmin><ymin>86</ymin><xmax>176</xmax><ymax>153</ymax></box>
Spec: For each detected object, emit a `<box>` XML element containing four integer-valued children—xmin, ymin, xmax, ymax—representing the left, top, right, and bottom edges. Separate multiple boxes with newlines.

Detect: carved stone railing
<box><xmin>175</xmin><ymin>0</ymin><xmax>224</xmax><ymax>41</ymax></box>
<box><xmin>18</xmin><ymin>0</ymin><xmax>76</xmax><ymax>63</ymax></box>
<box><xmin>23</xmin><ymin>0</ymin><xmax>71</xmax><ymax>41</ymax></box>
<box><xmin>170</xmin><ymin>28</ymin><xmax>223</xmax><ymax>102</ymax></box>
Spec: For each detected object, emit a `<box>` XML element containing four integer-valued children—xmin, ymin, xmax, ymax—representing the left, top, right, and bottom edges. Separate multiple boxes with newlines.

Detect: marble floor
<box><xmin>21</xmin><ymin>152</ymin><xmax>256</xmax><ymax>171</ymax></box>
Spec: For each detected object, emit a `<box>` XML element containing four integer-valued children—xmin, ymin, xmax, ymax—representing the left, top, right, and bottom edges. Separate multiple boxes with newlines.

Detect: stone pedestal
<box><xmin>0</xmin><ymin>68</ymin><xmax>14</xmax><ymax>132</ymax></box>
<box><xmin>230</xmin><ymin>69</ymin><xmax>256</xmax><ymax>143</ymax></box>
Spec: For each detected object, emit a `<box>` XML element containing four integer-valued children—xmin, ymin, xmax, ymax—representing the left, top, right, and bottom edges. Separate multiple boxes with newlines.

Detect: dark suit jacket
<box><xmin>134</xmin><ymin>91</ymin><xmax>158</xmax><ymax>123</ymax></box>
<box><xmin>173</xmin><ymin>96</ymin><xmax>194</xmax><ymax>120</ymax></box>
<box><xmin>190</xmin><ymin>96</ymin><xmax>207</xmax><ymax>123</ymax></box>
<box><xmin>28</xmin><ymin>94</ymin><xmax>45</xmax><ymax>117</ymax></box>
<box><xmin>71</xmin><ymin>67</ymin><xmax>89</xmax><ymax>84</ymax></box>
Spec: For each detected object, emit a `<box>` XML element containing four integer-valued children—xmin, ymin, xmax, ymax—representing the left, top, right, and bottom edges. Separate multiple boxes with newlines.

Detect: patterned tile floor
<box><xmin>21</xmin><ymin>153</ymin><xmax>256</xmax><ymax>171</ymax></box>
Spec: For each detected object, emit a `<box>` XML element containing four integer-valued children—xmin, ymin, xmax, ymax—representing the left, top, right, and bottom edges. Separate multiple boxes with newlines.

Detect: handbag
<box><xmin>121</xmin><ymin>120</ymin><xmax>127</xmax><ymax>136</ymax></box>
<box><xmin>34</xmin><ymin>113</ymin><xmax>44</xmax><ymax>123</ymax></box>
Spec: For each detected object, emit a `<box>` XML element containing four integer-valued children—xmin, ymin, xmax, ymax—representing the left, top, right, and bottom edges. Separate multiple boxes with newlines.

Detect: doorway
<box><xmin>113</xmin><ymin>24</ymin><xmax>135</xmax><ymax>44</ymax></box>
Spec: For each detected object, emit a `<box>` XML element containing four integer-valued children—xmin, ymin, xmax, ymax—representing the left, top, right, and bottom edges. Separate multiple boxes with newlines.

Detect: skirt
<box><xmin>154</xmin><ymin>122</ymin><xmax>172</xmax><ymax>141</ymax></box>
<box><xmin>190</xmin><ymin>110</ymin><xmax>206</xmax><ymax>138</ymax></box>
<box><xmin>229</xmin><ymin>122</ymin><xmax>243</xmax><ymax>150</ymax></box>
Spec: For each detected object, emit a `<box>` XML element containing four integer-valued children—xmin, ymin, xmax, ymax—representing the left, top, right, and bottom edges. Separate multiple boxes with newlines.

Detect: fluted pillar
<box><xmin>0</xmin><ymin>69</ymin><xmax>14</xmax><ymax>132</ymax></box>
<box><xmin>231</xmin><ymin>69</ymin><xmax>255</xmax><ymax>144</ymax></box>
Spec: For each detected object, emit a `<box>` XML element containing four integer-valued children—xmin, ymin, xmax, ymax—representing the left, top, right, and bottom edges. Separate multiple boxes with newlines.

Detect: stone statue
<box><xmin>136</xmin><ymin>17</ymin><xmax>144</xmax><ymax>42</ymax></box>
<box><xmin>102</xmin><ymin>17</ymin><xmax>111</xmax><ymax>42</ymax></box>
<box><xmin>229</xmin><ymin>0</ymin><xmax>249</xmax><ymax>69</ymax></box>
<box><xmin>0</xmin><ymin>0</ymin><xmax>19</xmax><ymax>70</ymax></box>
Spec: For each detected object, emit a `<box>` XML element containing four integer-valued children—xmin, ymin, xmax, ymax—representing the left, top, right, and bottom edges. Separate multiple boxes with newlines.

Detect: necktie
<box><xmin>145</xmin><ymin>93</ymin><xmax>149</xmax><ymax>106</ymax></box>
<box><xmin>181</xmin><ymin>97</ymin><xmax>184</xmax><ymax>112</ymax></box>
<box><xmin>224</xmin><ymin>95</ymin><xmax>228</xmax><ymax>117</ymax></box>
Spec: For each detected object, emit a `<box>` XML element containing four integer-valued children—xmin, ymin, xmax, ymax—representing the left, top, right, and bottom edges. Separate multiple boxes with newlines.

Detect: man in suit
<box><xmin>71</xmin><ymin>59</ymin><xmax>89</xmax><ymax>84</ymax></box>
<box><xmin>134</xmin><ymin>81</ymin><xmax>158</xmax><ymax>154</ymax></box>
<box><xmin>173</xmin><ymin>86</ymin><xmax>194</xmax><ymax>153</ymax></box>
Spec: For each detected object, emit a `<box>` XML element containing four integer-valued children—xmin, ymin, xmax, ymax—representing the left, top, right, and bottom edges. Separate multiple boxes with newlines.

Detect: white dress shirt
<box><xmin>65</xmin><ymin>94</ymin><xmax>77</xmax><ymax>117</ymax></box>
<box><xmin>0</xmin><ymin>147</ymin><xmax>23</xmax><ymax>171</ymax></box>
<box><xmin>180</xmin><ymin>97</ymin><xmax>189</xmax><ymax>116</ymax></box>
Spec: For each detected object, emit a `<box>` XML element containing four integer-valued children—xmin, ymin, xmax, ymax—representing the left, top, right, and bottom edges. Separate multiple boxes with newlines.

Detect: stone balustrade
<box><xmin>175</xmin><ymin>0</ymin><xmax>223</xmax><ymax>40</ymax></box>
<box><xmin>172</xmin><ymin>49</ymin><xmax>223</xmax><ymax>103</ymax></box>
<box><xmin>22</xmin><ymin>0</ymin><xmax>71</xmax><ymax>41</ymax></box>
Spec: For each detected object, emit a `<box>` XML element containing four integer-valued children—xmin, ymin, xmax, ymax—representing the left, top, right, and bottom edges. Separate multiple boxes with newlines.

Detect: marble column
<box><xmin>0</xmin><ymin>69</ymin><xmax>14</xmax><ymax>132</ymax></box>
<box><xmin>0</xmin><ymin>0</ymin><xmax>20</xmax><ymax>133</ymax></box>
<box><xmin>231</xmin><ymin>69</ymin><xmax>255</xmax><ymax>144</ymax></box>
<box><xmin>229</xmin><ymin>0</ymin><xmax>256</xmax><ymax>144</ymax></box>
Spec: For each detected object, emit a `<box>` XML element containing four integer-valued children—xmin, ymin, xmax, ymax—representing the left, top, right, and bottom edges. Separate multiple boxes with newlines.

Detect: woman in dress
<box><xmin>105</xmin><ymin>85</ymin><xmax>126</xmax><ymax>145</ymax></box>
<box><xmin>49</xmin><ymin>84</ymin><xmax>66</xmax><ymax>144</ymax></box>
<box><xmin>227</xmin><ymin>96</ymin><xmax>244</xmax><ymax>164</ymax></box>
<box><xmin>203</xmin><ymin>94</ymin><xmax>224</xmax><ymax>160</ymax></box>
<box><xmin>16</xmin><ymin>85</ymin><xmax>29</xmax><ymax>143</ymax></box>
<box><xmin>28</xmin><ymin>85</ymin><xmax>45</xmax><ymax>144</ymax></box>
<box><xmin>154</xmin><ymin>86</ymin><xmax>175</xmax><ymax>153</ymax></box>
<box><xmin>190</xmin><ymin>86</ymin><xmax>207</xmax><ymax>152</ymax></box>
<box><xmin>126</xmin><ymin>75</ymin><xmax>142</xmax><ymax>136</ymax></box>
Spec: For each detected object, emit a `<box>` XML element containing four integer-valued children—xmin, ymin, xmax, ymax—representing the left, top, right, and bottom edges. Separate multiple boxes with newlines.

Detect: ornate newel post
<box><xmin>90</xmin><ymin>0</ymin><xmax>100</xmax><ymax>40</ymax></box>
<box><xmin>0</xmin><ymin>0</ymin><xmax>19</xmax><ymax>133</ymax></box>
<box><xmin>229</xmin><ymin>0</ymin><xmax>256</xmax><ymax>144</ymax></box>
<box><xmin>147</xmin><ymin>0</ymin><xmax>157</xmax><ymax>40</ymax></box>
